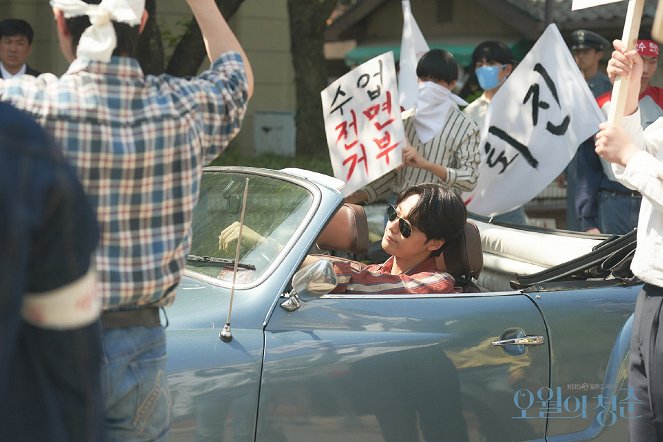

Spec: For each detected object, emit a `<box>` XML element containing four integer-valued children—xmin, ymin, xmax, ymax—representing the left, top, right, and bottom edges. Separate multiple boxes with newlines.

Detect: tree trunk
<box><xmin>136</xmin><ymin>0</ymin><xmax>165</xmax><ymax>75</ymax></box>
<box><xmin>287</xmin><ymin>0</ymin><xmax>338</xmax><ymax>156</ymax></box>
<box><xmin>165</xmin><ymin>0</ymin><xmax>245</xmax><ymax>77</ymax></box>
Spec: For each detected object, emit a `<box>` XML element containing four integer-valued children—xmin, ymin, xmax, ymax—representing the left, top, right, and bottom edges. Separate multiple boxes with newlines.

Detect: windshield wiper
<box><xmin>186</xmin><ymin>254</ymin><xmax>256</xmax><ymax>270</ymax></box>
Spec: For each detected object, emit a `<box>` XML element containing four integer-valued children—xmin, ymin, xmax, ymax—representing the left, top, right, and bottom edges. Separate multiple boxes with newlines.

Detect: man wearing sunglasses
<box><xmin>222</xmin><ymin>183</ymin><xmax>467</xmax><ymax>295</ymax></box>
<box><xmin>329</xmin><ymin>183</ymin><xmax>467</xmax><ymax>294</ymax></box>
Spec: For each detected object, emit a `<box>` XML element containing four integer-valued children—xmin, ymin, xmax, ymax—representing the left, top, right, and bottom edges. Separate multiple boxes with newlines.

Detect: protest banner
<box><xmin>463</xmin><ymin>24</ymin><xmax>605</xmax><ymax>217</ymax></box>
<box><xmin>572</xmin><ymin>0</ymin><xmax>624</xmax><ymax>10</ymax></box>
<box><xmin>398</xmin><ymin>0</ymin><xmax>429</xmax><ymax>111</ymax></box>
<box><xmin>321</xmin><ymin>52</ymin><xmax>405</xmax><ymax>197</ymax></box>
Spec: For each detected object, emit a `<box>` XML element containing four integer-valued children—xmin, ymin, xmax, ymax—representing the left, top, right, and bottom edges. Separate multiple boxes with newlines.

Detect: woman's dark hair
<box><xmin>416</xmin><ymin>49</ymin><xmax>459</xmax><ymax>84</ymax></box>
<box><xmin>396</xmin><ymin>183</ymin><xmax>467</xmax><ymax>257</ymax></box>
<box><xmin>471</xmin><ymin>40</ymin><xmax>514</xmax><ymax>66</ymax></box>
<box><xmin>65</xmin><ymin>0</ymin><xmax>141</xmax><ymax>58</ymax></box>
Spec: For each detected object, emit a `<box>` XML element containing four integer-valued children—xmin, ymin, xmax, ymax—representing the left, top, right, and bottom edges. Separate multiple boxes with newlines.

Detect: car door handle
<box><xmin>491</xmin><ymin>336</ymin><xmax>545</xmax><ymax>346</ymax></box>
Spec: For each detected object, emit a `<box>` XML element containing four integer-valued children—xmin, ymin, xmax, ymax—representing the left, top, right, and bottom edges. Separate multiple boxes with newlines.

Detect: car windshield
<box><xmin>187</xmin><ymin>170</ymin><xmax>314</xmax><ymax>283</ymax></box>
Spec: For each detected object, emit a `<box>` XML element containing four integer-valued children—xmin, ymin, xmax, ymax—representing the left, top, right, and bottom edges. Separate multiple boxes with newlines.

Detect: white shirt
<box><xmin>463</xmin><ymin>93</ymin><xmax>491</xmax><ymax>133</ymax></box>
<box><xmin>616</xmin><ymin>110</ymin><xmax>663</xmax><ymax>286</ymax></box>
<box><xmin>0</xmin><ymin>62</ymin><xmax>26</xmax><ymax>79</ymax></box>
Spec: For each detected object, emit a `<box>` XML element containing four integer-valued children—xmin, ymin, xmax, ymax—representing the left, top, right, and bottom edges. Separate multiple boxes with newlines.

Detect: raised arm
<box><xmin>186</xmin><ymin>0</ymin><xmax>254</xmax><ymax>97</ymax></box>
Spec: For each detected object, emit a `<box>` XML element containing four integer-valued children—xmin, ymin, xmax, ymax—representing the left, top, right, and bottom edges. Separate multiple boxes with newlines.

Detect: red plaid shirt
<box><xmin>331</xmin><ymin>256</ymin><xmax>456</xmax><ymax>294</ymax></box>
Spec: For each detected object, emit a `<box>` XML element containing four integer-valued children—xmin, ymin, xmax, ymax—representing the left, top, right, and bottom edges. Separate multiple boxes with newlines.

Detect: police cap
<box><xmin>569</xmin><ymin>29</ymin><xmax>609</xmax><ymax>52</ymax></box>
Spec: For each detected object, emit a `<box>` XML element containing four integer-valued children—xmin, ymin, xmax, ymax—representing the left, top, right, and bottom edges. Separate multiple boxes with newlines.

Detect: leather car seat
<box><xmin>436</xmin><ymin>221</ymin><xmax>484</xmax><ymax>292</ymax></box>
<box><xmin>316</xmin><ymin>203</ymin><xmax>369</xmax><ymax>254</ymax></box>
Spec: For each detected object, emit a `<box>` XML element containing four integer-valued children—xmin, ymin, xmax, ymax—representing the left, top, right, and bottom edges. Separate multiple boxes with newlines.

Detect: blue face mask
<box><xmin>475</xmin><ymin>65</ymin><xmax>506</xmax><ymax>91</ymax></box>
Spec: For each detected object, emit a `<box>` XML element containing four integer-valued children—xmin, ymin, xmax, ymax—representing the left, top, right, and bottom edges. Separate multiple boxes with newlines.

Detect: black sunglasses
<box><xmin>387</xmin><ymin>204</ymin><xmax>413</xmax><ymax>238</ymax></box>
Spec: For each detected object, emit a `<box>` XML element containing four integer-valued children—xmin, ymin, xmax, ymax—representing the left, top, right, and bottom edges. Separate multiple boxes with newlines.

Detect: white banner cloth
<box><xmin>464</xmin><ymin>24</ymin><xmax>605</xmax><ymax>217</ymax></box>
<box><xmin>572</xmin><ymin>0</ymin><xmax>625</xmax><ymax>10</ymax></box>
<box><xmin>398</xmin><ymin>0</ymin><xmax>429</xmax><ymax>111</ymax></box>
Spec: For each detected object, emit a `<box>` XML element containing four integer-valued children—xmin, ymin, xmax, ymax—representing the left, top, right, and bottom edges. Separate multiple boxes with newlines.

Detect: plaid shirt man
<box><xmin>0</xmin><ymin>52</ymin><xmax>248</xmax><ymax>309</ymax></box>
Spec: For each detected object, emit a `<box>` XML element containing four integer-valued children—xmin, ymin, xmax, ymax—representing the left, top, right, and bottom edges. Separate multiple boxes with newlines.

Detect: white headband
<box><xmin>50</xmin><ymin>0</ymin><xmax>144</xmax><ymax>62</ymax></box>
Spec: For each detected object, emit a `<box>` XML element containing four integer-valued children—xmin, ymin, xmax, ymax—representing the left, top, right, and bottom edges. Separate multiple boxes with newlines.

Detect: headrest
<box><xmin>437</xmin><ymin>221</ymin><xmax>483</xmax><ymax>279</ymax></box>
<box><xmin>316</xmin><ymin>203</ymin><xmax>369</xmax><ymax>254</ymax></box>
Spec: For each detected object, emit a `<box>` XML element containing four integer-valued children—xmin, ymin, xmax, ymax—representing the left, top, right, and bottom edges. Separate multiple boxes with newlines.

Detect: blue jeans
<box><xmin>101</xmin><ymin>326</ymin><xmax>171</xmax><ymax>442</ymax></box>
<box><xmin>598</xmin><ymin>190</ymin><xmax>641</xmax><ymax>235</ymax></box>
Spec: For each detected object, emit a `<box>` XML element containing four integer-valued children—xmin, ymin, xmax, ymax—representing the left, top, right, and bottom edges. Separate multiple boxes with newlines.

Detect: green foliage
<box><xmin>210</xmin><ymin>146</ymin><xmax>334</xmax><ymax>176</ymax></box>
<box><xmin>158</xmin><ymin>17</ymin><xmax>190</xmax><ymax>60</ymax></box>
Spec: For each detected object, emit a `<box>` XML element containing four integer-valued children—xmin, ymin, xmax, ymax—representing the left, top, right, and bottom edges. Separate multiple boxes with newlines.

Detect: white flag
<box><xmin>572</xmin><ymin>0</ymin><xmax>625</xmax><ymax>10</ymax></box>
<box><xmin>398</xmin><ymin>0</ymin><xmax>429</xmax><ymax>111</ymax></box>
<box><xmin>464</xmin><ymin>24</ymin><xmax>605</xmax><ymax>217</ymax></box>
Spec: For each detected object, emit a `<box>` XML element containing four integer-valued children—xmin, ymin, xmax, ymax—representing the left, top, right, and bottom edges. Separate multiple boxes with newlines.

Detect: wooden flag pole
<box><xmin>607</xmin><ymin>0</ymin><xmax>645</xmax><ymax>127</ymax></box>
<box><xmin>654</xmin><ymin>0</ymin><xmax>663</xmax><ymax>43</ymax></box>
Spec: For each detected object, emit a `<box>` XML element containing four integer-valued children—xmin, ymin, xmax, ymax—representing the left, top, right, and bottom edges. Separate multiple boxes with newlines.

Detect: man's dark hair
<box><xmin>471</xmin><ymin>40</ymin><xmax>514</xmax><ymax>66</ymax></box>
<box><xmin>416</xmin><ymin>49</ymin><xmax>458</xmax><ymax>84</ymax></box>
<box><xmin>396</xmin><ymin>183</ymin><xmax>467</xmax><ymax>257</ymax></box>
<box><xmin>65</xmin><ymin>0</ymin><xmax>141</xmax><ymax>57</ymax></box>
<box><xmin>639</xmin><ymin>29</ymin><xmax>654</xmax><ymax>41</ymax></box>
<box><xmin>0</xmin><ymin>19</ymin><xmax>34</xmax><ymax>44</ymax></box>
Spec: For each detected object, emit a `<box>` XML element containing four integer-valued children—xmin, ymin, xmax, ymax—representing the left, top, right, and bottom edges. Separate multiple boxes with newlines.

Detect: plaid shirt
<box><xmin>331</xmin><ymin>256</ymin><xmax>456</xmax><ymax>294</ymax></box>
<box><xmin>0</xmin><ymin>52</ymin><xmax>248</xmax><ymax>309</ymax></box>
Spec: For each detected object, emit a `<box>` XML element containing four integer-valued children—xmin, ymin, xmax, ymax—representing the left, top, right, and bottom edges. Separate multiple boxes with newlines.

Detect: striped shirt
<box><xmin>331</xmin><ymin>256</ymin><xmax>456</xmax><ymax>294</ymax></box>
<box><xmin>0</xmin><ymin>52</ymin><xmax>249</xmax><ymax>309</ymax></box>
<box><xmin>362</xmin><ymin>107</ymin><xmax>480</xmax><ymax>203</ymax></box>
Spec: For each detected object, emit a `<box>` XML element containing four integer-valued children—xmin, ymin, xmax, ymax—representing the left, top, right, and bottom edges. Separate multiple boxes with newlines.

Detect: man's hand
<box><xmin>607</xmin><ymin>39</ymin><xmax>642</xmax><ymax>116</ymax></box>
<box><xmin>402</xmin><ymin>144</ymin><xmax>448</xmax><ymax>182</ymax></box>
<box><xmin>403</xmin><ymin>144</ymin><xmax>428</xmax><ymax>169</ymax></box>
<box><xmin>585</xmin><ymin>227</ymin><xmax>601</xmax><ymax>235</ymax></box>
<box><xmin>218</xmin><ymin>222</ymin><xmax>264</xmax><ymax>252</ymax></box>
<box><xmin>345</xmin><ymin>190</ymin><xmax>368</xmax><ymax>205</ymax></box>
<box><xmin>595</xmin><ymin>122</ymin><xmax>639</xmax><ymax>167</ymax></box>
<box><xmin>607</xmin><ymin>39</ymin><xmax>643</xmax><ymax>84</ymax></box>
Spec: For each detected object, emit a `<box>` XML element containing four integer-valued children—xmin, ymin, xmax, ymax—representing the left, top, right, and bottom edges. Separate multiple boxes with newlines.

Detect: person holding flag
<box><xmin>346</xmin><ymin>49</ymin><xmax>480</xmax><ymax>205</ymax></box>
<box><xmin>463</xmin><ymin>40</ymin><xmax>528</xmax><ymax>225</ymax></box>
<box><xmin>595</xmin><ymin>38</ymin><xmax>663</xmax><ymax>441</ymax></box>
<box><xmin>577</xmin><ymin>31</ymin><xmax>662</xmax><ymax>234</ymax></box>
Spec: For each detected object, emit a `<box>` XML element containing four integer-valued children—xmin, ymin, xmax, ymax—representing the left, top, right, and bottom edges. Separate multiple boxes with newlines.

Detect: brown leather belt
<box><xmin>101</xmin><ymin>307</ymin><xmax>161</xmax><ymax>329</ymax></box>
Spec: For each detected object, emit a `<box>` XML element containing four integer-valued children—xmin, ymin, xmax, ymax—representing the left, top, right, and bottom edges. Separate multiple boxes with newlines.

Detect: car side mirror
<box><xmin>281</xmin><ymin>259</ymin><xmax>337</xmax><ymax>312</ymax></box>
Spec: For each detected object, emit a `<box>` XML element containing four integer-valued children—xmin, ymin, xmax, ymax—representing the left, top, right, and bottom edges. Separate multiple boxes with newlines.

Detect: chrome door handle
<box><xmin>491</xmin><ymin>336</ymin><xmax>545</xmax><ymax>346</ymax></box>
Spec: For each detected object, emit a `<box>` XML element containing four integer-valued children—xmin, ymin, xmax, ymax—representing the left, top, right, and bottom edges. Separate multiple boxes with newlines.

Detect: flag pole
<box><xmin>653</xmin><ymin>0</ymin><xmax>663</xmax><ymax>42</ymax></box>
<box><xmin>607</xmin><ymin>0</ymin><xmax>645</xmax><ymax>127</ymax></box>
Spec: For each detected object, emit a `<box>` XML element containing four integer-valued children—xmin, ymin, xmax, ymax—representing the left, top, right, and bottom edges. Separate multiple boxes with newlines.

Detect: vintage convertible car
<box><xmin>165</xmin><ymin>166</ymin><xmax>640</xmax><ymax>442</ymax></box>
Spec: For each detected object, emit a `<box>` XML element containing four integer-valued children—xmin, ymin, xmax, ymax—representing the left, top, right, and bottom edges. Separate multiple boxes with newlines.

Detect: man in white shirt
<box><xmin>595</xmin><ymin>39</ymin><xmax>663</xmax><ymax>441</ymax></box>
<box><xmin>0</xmin><ymin>19</ymin><xmax>40</xmax><ymax>78</ymax></box>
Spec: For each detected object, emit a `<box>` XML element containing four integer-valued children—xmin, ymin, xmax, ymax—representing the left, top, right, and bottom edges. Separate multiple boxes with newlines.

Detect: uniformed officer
<box><xmin>569</xmin><ymin>29</ymin><xmax>612</xmax><ymax>97</ymax></box>
<box><xmin>560</xmin><ymin>30</ymin><xmax>614</xmax><ymax>232</ymax></box>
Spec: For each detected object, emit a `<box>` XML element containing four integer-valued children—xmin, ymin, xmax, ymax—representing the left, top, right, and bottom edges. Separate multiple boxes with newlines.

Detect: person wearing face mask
<box><xmin>464</xmin><ymin>40</ymin><xmax>528</xmax><ymax>225</ymax></box>
<box><xmin>346</xmin><ymin>49</ymin><xmax>481</xmax><ymax>207</ymax></box>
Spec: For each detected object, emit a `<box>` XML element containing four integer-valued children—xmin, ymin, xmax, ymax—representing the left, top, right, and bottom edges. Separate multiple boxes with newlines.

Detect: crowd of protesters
<box><xmin>2</xmin><ymin>1</ymin><xmax>663</xmax><ymax>439</ymax></box>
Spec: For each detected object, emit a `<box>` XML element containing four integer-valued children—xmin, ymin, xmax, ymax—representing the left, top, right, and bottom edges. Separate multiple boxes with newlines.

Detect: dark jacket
<box><xmin>0</xmin><ymin>64</ymin><xmax>40</xmax><ymax>78</ymax></box>
<box><xmin>0</xmin><ymin>102</ymin><xmax>102</xmax><ymax>442</ymax></box>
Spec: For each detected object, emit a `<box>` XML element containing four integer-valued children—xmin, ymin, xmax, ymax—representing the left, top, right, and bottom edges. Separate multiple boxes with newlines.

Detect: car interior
<box><xmin>315</xmin><ymin>203</ymin><xmax>484</xmax><ymax>293</ymax></box>
<box><xmin>315</xmin><ymin>203</ymin><xmax>640</xmax><ymax>294</ymax></box>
